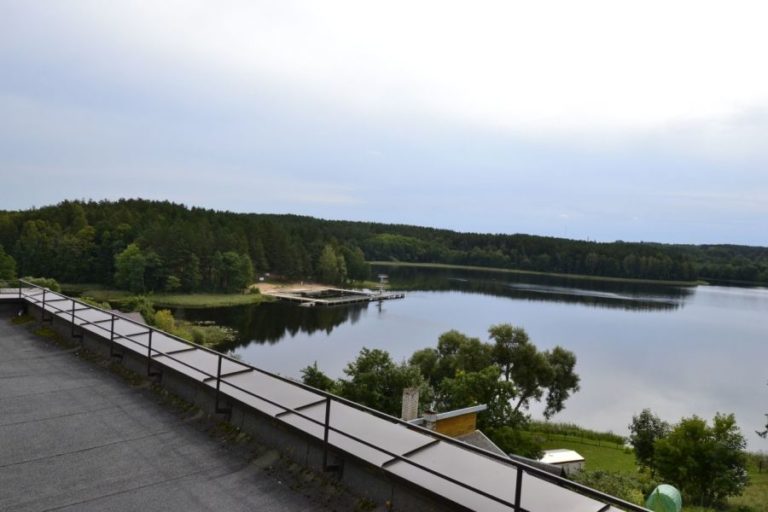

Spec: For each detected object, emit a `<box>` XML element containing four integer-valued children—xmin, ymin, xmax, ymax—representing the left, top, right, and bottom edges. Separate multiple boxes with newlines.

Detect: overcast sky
<box><xmin>1</xmin><ymin>1</ymin><xmax>767</xmax><ymax>244</ymax></box>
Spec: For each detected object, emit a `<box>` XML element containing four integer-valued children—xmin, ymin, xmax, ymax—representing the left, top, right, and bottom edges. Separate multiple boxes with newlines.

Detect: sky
<box><xmin>1</xmin><ymin>1</ymin><xmax>767</xmax><ymax>245</ymax></box>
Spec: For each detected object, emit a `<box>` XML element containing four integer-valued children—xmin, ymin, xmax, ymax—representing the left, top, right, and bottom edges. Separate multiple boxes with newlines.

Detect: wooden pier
<box><xmin>265</xmin><ymin>287</ymin><xmax>405</xmax><ymax>307</ymax></box>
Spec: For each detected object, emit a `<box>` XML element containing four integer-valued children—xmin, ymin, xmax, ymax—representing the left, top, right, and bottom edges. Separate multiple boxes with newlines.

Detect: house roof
<box><xmin>424</xmin><ymin>404</ymin><xmax>488</xmax><ymax>421</ymax></box>
<box><xmin>457</xmin><ymin>430</ymin><xmax>509</xmax><ymax>458</ymax></box>
<box><xmin>540</xmin><ymin>449</ymin><xmax>585</xmax><ymax>464</ymax></box>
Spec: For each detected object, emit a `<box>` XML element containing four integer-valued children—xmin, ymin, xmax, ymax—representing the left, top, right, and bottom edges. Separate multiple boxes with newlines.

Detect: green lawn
<box><xmin>149</xmin><ymin>293</ymin><xmax>271</xmax><ymax>308</ymax></box>
<box><xmin>729</xmin><ymin>461</ymin><xmax>768</xmax><ymax>512</ymax></box>
<box><xmin>63</xmin><ymin>286</ymin><xmax>272</xmax><ymax>308</ymax></box>
<box><xmin>539</xmin><ymin>436</ymin><xmax>768</xmax><ymax>511</ymax></box>
<box><xmin>539</xmin><ymin>436</ymin><xmax>636</xmax><ymax>474</ymax></box>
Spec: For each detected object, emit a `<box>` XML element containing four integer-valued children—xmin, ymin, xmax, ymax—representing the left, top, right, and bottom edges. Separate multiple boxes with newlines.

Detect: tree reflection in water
<box><xmin>175</xmin><ymin>266</ymin><xmax>693</xmax><ymax>350</ymax></box>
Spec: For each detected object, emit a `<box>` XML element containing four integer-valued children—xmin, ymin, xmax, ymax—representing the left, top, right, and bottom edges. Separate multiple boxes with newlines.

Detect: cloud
<box><xmin>2</xmin><ymin>2</ymin><xmax>768</xmax><ymax>244</ymax></box>
<box><xmin>650</xmin><ymin>107</ymin><xmax>768</xmax><ymax>162</ymax></box>
<box><xmin>7</xmin><ymin>1</ymin><xmax>768</xmax><ymax>134</ymax></box>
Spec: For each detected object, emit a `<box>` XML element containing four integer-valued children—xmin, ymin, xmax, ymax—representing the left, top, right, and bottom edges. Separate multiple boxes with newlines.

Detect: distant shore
<box><xmin>62</xmin><ymin>280</ymin><xmax>383</xmax><ymax>309</ymax></box>
<box><xmin>369</xmin><ymin>261</ymin><xmax>706</xmax><ymax>287</ymax></box>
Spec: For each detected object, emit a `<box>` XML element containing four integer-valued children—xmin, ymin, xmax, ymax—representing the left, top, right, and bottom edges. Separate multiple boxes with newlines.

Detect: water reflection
<box><xmin>381</xmin><ymin>265</ymin><xmax>692</xmax><ymax>311</ymax></box>
<box><xmin>176</xmin><ymin>266</ymin><xmax>693</xmax><ymax>349</ymax></box>
<box><xmin>175</xmin><ymin>301</ymin><xmax>370</xmax><ymax>350</ymax></box>
<box><xmin>171</xmin><ymin>268</ymin><xmax>767</xmax><ymax>450</ymax></box>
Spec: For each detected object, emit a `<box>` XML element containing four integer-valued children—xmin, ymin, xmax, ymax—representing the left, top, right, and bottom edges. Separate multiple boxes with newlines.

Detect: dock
<box><xmin>265</xmin><ymin>287</ymin><xmax>405</xmax><ymax>306</ymax></box>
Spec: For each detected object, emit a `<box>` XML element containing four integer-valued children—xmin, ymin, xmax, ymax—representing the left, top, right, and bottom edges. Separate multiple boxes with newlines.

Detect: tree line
<box><xmin>1</xmin><ymin>199</ymin><xmax>766</xmax><ymax>289</ymax></box>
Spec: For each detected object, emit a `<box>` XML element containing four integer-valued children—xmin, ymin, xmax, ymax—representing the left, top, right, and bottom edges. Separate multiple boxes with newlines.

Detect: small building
<box><xmin>423</xmin><ymin>404</ymin><xmax>487</xmax><ymax>437</ymax></box>
<box><xmin>412</xmin><ymin>404</ymin><xmax>510</xmax><ymax>458</ymax></box>
<box><xmin>539</xmin><ymin>449</ymin><xmax>585</xmax><ymax>476</ymax></box>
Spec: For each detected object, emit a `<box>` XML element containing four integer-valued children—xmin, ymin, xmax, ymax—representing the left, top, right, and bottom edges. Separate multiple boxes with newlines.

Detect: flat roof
<box><xmin>0</xmin><ymin>314</ymin><xmax>353</xmax><ymax>511</ymax></box>
<box><xmin>4</xmin><ymin>286</ymin><xmax>635</xmax><ymax>512</ymax></box>
<box><xmin>424</xmin><ymin>404</ymin><xmax>487</xmax><ymax>421</ymax></box>
<box><xmin>540</xmin><ymin>449</ymin><xmax>586</xmax><ymax>464</ymax></box>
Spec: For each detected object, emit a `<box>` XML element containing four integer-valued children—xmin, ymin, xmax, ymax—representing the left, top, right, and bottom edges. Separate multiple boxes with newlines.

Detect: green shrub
<box><xmin>78</xmin><ymin>296</ymin><xmax>111</xmax><ymax>310</ymax></box>
<box><xmin>486</xmin><ymin>426</ymin><xmax>544</xmax><ymax>459</ymax></box>
<box><xmin>528</xmin><ymin>421</ymin><xmax>625</xmax><ymax>446</ymax></box>
<box><xmin>22</xmin><ymin>276</ymin><xmax>61</xmax><ymax>292</ymax></box>
<box><xmin>190</xmin><ymin>327</ymin><xmax>206</xmax><ymax>345</ymax></box>
<box><xmin>571</xmin><ymin>470</ymin><xmax>651</xmax><ymax>505</ymax></box>
<box><xmin>124</xmin><ymin>295</ymin><xmax>156</xmax><ymax>324</ymax></box>
<box><xmin>153</xmin><ymin>309</ymin><xmax>176</xmax><ymax>333</ymax></box>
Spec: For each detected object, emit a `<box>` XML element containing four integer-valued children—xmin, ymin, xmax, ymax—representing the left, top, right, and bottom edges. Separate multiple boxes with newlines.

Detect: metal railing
<box><xmin>14</xmin><ymin>279</ymin><xmax>648</xmax><ymax>512</ymax></box>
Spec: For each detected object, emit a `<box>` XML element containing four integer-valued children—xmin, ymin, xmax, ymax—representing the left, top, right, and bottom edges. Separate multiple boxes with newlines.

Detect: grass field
<box><xmin>145</xmin><ymin>293</ymin><xmax>271</xmax><ymax>308</ymax></box>
<box><xmin>539</xmin><ymin>435</ymin><xmax>768</xmax><ymax>511</ymax></box>
<box><xmin>729</xmin><ymin>460</ymin><xmax>768</xmax><ymax>512</ymax></box>
<box><xmin>61</xmin><ymin>285</ymin><xmax>272</xmax><ymax>308</ymax></box>
<box><xmin>539</xmin><ymin>436</ymin><xmax>635</xmax><ymax>474</ymax></box>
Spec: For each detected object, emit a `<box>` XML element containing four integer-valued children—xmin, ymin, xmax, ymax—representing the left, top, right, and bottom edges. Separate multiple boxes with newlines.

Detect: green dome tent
<box><xmin>645</xmin><ymin>484</ymin><xmax>682</xmax><ymax>512</ymax></box>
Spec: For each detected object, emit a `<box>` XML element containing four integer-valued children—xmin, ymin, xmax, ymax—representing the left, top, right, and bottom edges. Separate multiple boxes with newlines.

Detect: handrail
<box><xmin>16</xmin><ymin>280</ymin><xmax>648</xmax><ymax>512</ymax></box>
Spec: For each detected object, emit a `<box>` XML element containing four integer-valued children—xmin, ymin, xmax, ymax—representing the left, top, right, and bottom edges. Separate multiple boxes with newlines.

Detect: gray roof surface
<box><xmin>1</xmin><ymin>288</ymin><xmax>637</xmax><ymax>512</ymax></box>
<box><xmin>0</xmin><ymin>313</ymin><xmax>353</xmax><ymax>512</ymax></box>
<box><xmin>456</xmin><ymin>430</ymin><xmax>509</xmax><ymax>458</ymax></box>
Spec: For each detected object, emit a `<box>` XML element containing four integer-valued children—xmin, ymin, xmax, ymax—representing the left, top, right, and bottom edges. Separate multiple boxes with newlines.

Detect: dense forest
<box><xmin>0</xmin><ymin>199</ymin><xmax>766</xmax><ymax>291</ymax></box>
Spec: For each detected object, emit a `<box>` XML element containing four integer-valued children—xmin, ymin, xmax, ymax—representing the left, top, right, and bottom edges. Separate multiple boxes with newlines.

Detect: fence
<box><xmin>7</xmin><ymin>279</ymin><xmax>648</xmax><ymax>512</ymax></box>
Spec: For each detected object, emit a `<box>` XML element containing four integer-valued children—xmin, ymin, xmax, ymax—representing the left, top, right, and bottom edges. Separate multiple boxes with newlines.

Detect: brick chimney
<box><xmin>401</xmin><ymin>387</ymin><xmax>420</xmax><ymax>421</ymax></box>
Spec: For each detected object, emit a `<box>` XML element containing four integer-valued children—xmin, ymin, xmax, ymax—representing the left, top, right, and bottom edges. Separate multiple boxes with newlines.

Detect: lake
<box><xmin>174</xmin><ymin>265</ymin><xmax>768</xmax><ymax>449</ymax></box>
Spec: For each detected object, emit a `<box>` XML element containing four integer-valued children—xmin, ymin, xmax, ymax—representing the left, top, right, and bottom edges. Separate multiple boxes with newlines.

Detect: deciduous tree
<box><xmin>0</xmin><ymin>244</ymin><xmax>16</xmax><ymax>281</ymax></box>
<box><xmin>338</xmin><ymin>348</ymin><xmax>424</xmax><ymax>416</ymax></box>
<box><xmin>300</xmin><ymin>361</ymin><xmax>336</xmax><ymax>392</ymax></box>
<box><xmin>654</xmin><ymin>413</ymin><xmax>748</xmax><ymax>507</ymax></box>
<box><xmin>438</xmin><ymin>366</ymin><xmax>519</xmax><ymax>428</ymax></box>
<box><xmin>341</xmin><ymin>246</ymin><xmax>370</xmax><ymax>281</ymax></box>
<box><xmin>317</xmin><ymin>244</ymin><xmax>347</xmax><ymax>284</ymax></box>
<box><xmin>114</xmin><ymin>243</ymin><xmax>147</xmax><ymax>293</ymax></box>
<box><xmin>488</xmin><ymin>324</ymin><xmax>580</xmax><ymax>419</ymax></box>
<box><xmin>628</xmin><ymin>408</ymin><xmax>669</xmax><ymax>471</ymax></box>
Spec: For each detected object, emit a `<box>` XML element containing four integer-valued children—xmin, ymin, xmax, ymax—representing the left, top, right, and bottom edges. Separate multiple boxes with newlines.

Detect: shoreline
<box><xmin>63</xmin><ymin>280</ymin><xmax>374</xmax><ymax>309</ymax></box>
<box><xmin>62</xmin><ymin>286</ymin><xmax>273</xmax><ymax>309</ymax></box>
<box><xmin>369</xmin><ymin>261</ymin><xmax>706</xmax><ymax>287</ymax></box>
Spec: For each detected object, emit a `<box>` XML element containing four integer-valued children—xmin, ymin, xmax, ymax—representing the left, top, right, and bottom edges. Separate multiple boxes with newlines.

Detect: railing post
<box><xmin>71</xmin><ymin>300</ymin><xmax>76</xmax><ymax>338</ymax></box>
<box><xmin>514</xmin><ymin>467</ymin><xmax>523</xmax><ymax>511</ymax></box>
<box><xmin>41</xmin><ymin>289</ymin><xmax>46</xmax><ymax>320</ymax></box>
<box><xmin>146</xmin><ymin>329</ymin><xmax>153</xmax><ymax>376</ymax></box>
<box><xmin>323</xmin><ymin>396</ymin><xmax>331</xmax><ymax>470</ymax></box>
<box><xmin>18</xmin><ymin>280</ymin><xmax>21</xmax><ymax>299</ymax></box>
<box><xmin>215</xmin><ymin>353</ymin><xmax>223</xmax><ymax>412</ymax></box>
<box><xmin>108</xmin><ymin>314</ymin><xmax>122</xmax><ymax>360</ymax></box>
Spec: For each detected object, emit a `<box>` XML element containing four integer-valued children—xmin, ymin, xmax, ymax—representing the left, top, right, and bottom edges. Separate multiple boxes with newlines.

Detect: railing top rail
<box><xmin>16</xmin><ymin>280</ymin><xmax>647</xmax><ymax>512</ymax></box>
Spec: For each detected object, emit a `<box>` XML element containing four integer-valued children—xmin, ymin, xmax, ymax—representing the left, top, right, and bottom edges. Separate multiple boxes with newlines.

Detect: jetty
<box><xmin>265</xmin><ymin>287</ymin><xmax>405</xmax><ymax>306</ymax></box>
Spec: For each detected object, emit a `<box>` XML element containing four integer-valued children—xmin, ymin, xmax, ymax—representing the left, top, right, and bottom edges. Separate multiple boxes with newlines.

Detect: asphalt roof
<box><xmin>0</xmin><ymin>287</ymin><xmax>636</xmax><ymax>512</ymax></box>
<box><xmin>0</xmin><ymin>313</ymin><xmax>355</xmax><ymax>512</ymax></box>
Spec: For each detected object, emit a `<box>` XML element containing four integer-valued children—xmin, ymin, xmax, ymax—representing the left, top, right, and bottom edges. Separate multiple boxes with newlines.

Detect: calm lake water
<box><xmin>174</xmin><ymin>265</ymin><xmax>768</xmax><ymax>449</ymax></box>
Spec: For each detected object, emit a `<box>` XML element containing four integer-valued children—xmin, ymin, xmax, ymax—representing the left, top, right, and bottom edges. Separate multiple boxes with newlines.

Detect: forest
<box><xmin>0</xmin><ymin>199</ymin><xmax>766</xmax><ymax>290</ymax></box>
